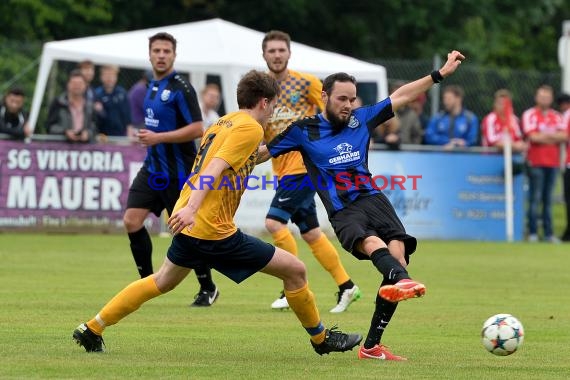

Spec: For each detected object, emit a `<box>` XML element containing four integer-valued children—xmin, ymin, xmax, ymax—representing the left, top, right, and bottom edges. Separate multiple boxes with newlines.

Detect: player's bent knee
<box><xmin>123</xmin><ymin>210</ymin><xmax>146</xmax><ymax>232</ymax></box>
<box><xmin>265</xmin><ymin>218</ymin><xmax>285</xmax><ymax>233</ymax></box>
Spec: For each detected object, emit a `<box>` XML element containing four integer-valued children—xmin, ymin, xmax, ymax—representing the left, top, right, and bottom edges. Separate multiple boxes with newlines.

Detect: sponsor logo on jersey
<box><xmin>329</xmin><ymin>143</ymin><xmax>360</xmax><ymax>164</ymax></box>
<box><xmin>271</xmin><ymin>106</ymin><xmax>300</xmax><ymax>121</ymax></box>
<box><xmin>144</xmin><ymin>108</ymin><xmax>159</xmax><ymax>128</ymax></box>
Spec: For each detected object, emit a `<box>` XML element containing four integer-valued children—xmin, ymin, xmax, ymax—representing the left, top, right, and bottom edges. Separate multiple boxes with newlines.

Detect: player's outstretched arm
<box><xmin>390</xmin><ymin>50</ymin><xmax>465</xmax><ymax>111</ymax></box>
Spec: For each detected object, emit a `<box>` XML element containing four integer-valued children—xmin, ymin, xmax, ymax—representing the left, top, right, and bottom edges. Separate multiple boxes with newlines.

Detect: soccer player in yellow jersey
<box><xmin>72</xmin><ymin>70</ymin><xmax>362</xmax><ymax>356</ymax></box>
<box><xmin>262</xmin><ymin>31</ymin><xmax>360</xmax><ymax>313</ymax></box>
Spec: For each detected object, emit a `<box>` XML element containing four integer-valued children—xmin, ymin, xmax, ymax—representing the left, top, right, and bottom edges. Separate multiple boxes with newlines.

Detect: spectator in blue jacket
<box><xmin>424</xmin><ymin>85</ymin><xmax>478</xmax><ymax>149</ymax></box>
<box><xmin>94</xmin><ymin>65</ymin><xmax>133</xmax><ymax>138</ymax></box>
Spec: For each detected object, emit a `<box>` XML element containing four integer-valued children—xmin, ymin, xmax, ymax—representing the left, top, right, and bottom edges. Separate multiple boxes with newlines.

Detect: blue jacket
<box><xmin>424</xmin><ymin>109</ymin><xmax>479</xmax><ymax>146</ymax></box>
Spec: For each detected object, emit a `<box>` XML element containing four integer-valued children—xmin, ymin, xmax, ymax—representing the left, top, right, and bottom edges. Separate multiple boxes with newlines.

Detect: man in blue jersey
<box><xmin>259</xmin><ymin>50</ymin><xmax>465</xmax><ymax>360</ymax></box>
<box><xmin>124</xmin><ymin>32</ymin><xmax>219</xmax><ymax>307</ymax></box>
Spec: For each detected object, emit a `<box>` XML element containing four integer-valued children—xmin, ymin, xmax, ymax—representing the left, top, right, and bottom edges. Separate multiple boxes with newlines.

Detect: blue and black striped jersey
<box><xmin>143</xmin><ymin>71</ymin><xmax>202</xmax><ymax>182</ymax></box>
<box><xmin>267</xmin><ymin>98</ymin><xmax>394</xmax><ymax>216</ymax></box>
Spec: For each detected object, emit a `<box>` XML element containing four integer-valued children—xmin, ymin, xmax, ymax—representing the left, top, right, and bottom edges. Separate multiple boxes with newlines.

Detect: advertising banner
<box><xmin>236</xmin><ymin>150</ymin><xmax>525</xmax><ymax>241</ymax></box>
<box><xmin>1</xmin><ymin>140</ymin><xmax>524</xmax><ymax>240</ymax></box>
<box><xmin>0</xmin><ymin>140</ymin><xmax>148</xmax><ymax>232</ymax></box>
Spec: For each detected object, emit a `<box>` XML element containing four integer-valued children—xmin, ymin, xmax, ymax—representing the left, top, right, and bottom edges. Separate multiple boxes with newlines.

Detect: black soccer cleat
<box><xmin>311</xmin><ymin>326</ymin><xmax>363</xmax><ymax>355</ymax></box>
<box><xmin>72</xmin><ymin>323</ymin><xmax>105</xmax><ymax>352</ymax></box>
<box><xmin>190</xmin><ymin>287</ymin><xmax>220</xmax><ymax>307</ymax></box>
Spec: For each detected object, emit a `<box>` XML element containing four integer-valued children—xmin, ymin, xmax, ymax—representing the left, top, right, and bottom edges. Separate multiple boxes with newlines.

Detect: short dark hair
<box><xmin>77</xmin><ymin>60</ymin><xmax>94</xmax><ymax>69</ymax></box>
<box><xmin>557</xmin><ymin>93</ymin><xmax>570</xmax><ymax>105</ymax></box>
<box><xmin>262</xmin><ymin>30</ymin><xmax>291</xmax><ymax>52</ymax></box>
<box><xmin>322</xmin><ymin>72</ymin><xmax>357</xmax><ymax>96</ymax></box>
<box><xmin>68</xmin><ymin>69</ymin><xmax>86</xmax><ymax>83</ymax></box>
<box><xmin>149</xmin><ymin>32</ymin><xmax>177</xmax><ymax>53</ymax></box>
<box><xmin>7</xmin><ymin>87</ymin><xmax>24</xmax><ymax>97</ymax></box>
<box><xmin>237</xmin><ymin>70</ymin><xmax>280</xmax><ymax>109</ymax></box>
<box><xmin>443</xmin><ymin>84</ymin><xmax>464</xmax><ymax>99</ymax></box>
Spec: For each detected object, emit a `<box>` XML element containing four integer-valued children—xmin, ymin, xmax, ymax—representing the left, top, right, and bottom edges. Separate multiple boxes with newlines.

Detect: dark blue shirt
<box><xmin>424</xmin><ymin>109</ymin><xmax>479</xmax><ymax>146</ymax></box>
<box><xmin>143</xmin><ymin>71</ymin><xmax>202</xmax><ymax>182</ymax></box>
<box><xmin>267</xmin><ymin>98</ymin><xmax>394</xmax><ymax>216</ymax></box>
<box><xmin>94</xmin><ymin>85</ymin><xmax>131</xmax><ymax>136</ymax></box>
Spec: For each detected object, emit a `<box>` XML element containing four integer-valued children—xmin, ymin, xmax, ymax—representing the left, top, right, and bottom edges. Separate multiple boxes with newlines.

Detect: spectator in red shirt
<box><xmin>557</xmin><ymin>93</ymin><xmax>570</xmax><ymax>242</ymax></box>
<box><xmin>481</xmin><ymin>89</ymin><xmax>526</xmax><ymax>153</ymax></box>
<box><xmin>522</xmin><ymin>85</ymin><xmax>567</xmax><ymax>243</ymax></box>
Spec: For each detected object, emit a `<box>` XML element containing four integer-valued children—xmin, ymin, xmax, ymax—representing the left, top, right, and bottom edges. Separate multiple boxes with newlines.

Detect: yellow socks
<box><xmin>309</xmin><ymin>233</ymin><xmax>350</xmax><ymax>285</ymax></box>
<box><xmin>284</xmin><ymin>282</ymin><xmax>325</xmax><ymax>344</ymax></box>
<box><xmin>272</xmin><ymin>228</ymin><xmax>298</xmax><ymax>256</ymax></box>
<box><xmin>86</xmin><ymin>275</ymin><xmax>162</xmax><ymax>335</ymax></box>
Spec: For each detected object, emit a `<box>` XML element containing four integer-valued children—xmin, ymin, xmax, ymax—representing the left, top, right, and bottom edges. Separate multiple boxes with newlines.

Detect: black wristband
<box><xmin>431</xmin><ymin>70</ymin><xmax>444</xmax><ymax>83</ymax></box>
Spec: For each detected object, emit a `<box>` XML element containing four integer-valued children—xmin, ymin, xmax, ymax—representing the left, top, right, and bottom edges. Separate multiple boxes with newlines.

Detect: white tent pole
<box><xmin>221</xmin><ymin>69</ymin><xmax>240</xmax><ymax>113</ymax></box>
<box><xmin>28</xmin><ymin>49</ymin><xmax>55</xmax><ymax>133</ymax></box>
<box><xmin>190</xmin><ymin>72</ymin><xmax>207</xmax><ymax>94</ymax></box>
<box><xmin>503</xmin><ymin>130</ymin><xmax>514</xmax><ymax>242</ymax></box>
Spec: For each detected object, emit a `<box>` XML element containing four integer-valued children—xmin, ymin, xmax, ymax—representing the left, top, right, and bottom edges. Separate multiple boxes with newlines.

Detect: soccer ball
<box><xmin>481</xmin><ymin>314</ymin><xmax>524</xmax><ymax>356</ymax></box>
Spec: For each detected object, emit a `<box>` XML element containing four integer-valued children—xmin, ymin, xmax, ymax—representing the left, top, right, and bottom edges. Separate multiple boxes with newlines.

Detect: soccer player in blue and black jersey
<box><xmin>259</xmin><ymin>50</ymin><xmax>465</xmax><ymax>360</ymax></box>
<box><xmin>124</xmin><ymin>32</ymin><xmax>219</xmax><ymax>307</ymax></box>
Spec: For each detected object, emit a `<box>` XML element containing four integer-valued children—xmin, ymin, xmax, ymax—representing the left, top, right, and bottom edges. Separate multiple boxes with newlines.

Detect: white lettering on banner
<box><xmin>7</xmin><ymin>149</ymin><xmax>31</xmax><ymax>170</ymax></box>
<box><xmin>5</xmin><ymin>176</ymin><xmax>122</xmax><ymax>210</ymax></box>
<box><xmin>35</xmin><ymin>150</ymin><xmax>124</xmax><ymax>172</ymax></box>
<box><xmin>7</xmin><ymin>176</ymin><xmax>37</xmax><ymax>207</ymax></box>
<box><xmin>39</xmin><ymin>177</ymin><xmax>62</xmax><ymax>209</ymax></box>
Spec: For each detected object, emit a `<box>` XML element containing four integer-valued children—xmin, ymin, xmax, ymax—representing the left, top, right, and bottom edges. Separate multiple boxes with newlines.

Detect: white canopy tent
<box><xmin>29</xmin><ymin>18</ymin><xmax>388</xmax><ymax>130</ymax></box>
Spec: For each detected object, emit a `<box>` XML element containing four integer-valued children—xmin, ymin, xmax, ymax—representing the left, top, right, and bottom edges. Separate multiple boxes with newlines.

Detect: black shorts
<box><xmin>166</xmin><ymin>229</ymin><xmax>275</xmax><ymax>283</ymax></box>
<box><xmin>330</xmin><ymin>193</ymin><xmax>417</xmax><ymax>261</ymax></box>
<box><xmin>126</xmin><ymin>167</ymin><xmax>183</xmax><ymax>217</ymax></box>
<box><xmin>266</xmin><ymin>174</ymin><xmax>319</xmax><ymax>233</ymax></box>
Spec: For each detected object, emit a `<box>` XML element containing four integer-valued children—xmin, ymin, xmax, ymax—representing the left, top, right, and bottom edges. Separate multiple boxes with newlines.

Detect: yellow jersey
<box><xmin>264</xmin><ymin>69</ymin><xmax>324</xmax><ymax>179</ymax></box>
<box><xmin>172</xmin><ymin>111</ymin><xmax>263</xmax><ymax>240</ymax></box>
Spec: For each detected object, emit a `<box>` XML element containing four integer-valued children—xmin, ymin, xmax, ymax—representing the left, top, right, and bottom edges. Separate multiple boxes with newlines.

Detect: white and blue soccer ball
<box><xmin>481</xmin><ymin>314</ymin><xmax>524</xmax><ymax>356</ymax></box>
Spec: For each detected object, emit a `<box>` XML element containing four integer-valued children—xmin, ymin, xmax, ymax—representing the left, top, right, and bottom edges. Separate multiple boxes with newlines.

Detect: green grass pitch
<box><xmin>1</xmin><ymin>234</ymin><xmax>569</xmax><ymax>379</ymax></box>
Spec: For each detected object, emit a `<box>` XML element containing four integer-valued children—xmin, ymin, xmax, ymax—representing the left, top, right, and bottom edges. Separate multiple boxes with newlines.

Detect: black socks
<box><xmin>194</xmin><ymin>266</ymin><xmax>216</xmax><ymax>292</ymax></box>
<box><xmin>370</xmin><ymin>248</ymin><xmax>409</xmax><ymax>282</ymax></box>
<box><xmin>363</xmin><ymin>279</ymin><xmax>399</xmax><ymax>349</ymax></box>
<box><xmin>128</xmin><ymin>227</ymin><xmax>153</xmax><ymax>278</ymax></box>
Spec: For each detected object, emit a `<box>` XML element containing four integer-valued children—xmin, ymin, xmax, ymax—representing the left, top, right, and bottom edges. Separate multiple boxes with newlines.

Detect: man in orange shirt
<box><xmin>522</xmin><ymin>85</ymin><xmax>567</xmax><ymax>243</ymax></box>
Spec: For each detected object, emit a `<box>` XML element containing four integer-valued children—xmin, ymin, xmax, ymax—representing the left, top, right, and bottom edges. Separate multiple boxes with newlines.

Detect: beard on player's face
<box><xmin>326</xmin><ymin>103</ymin><xmax>350</xmax><ymax>134</ymax></box>
<box><xmin>268</xmin><ymin>60</ymin><xmax>288</xmax><ymax>75</ymax></box>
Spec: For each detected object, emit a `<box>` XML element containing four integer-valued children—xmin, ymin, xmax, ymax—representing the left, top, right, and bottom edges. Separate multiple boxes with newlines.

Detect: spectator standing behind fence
<box><xmin>410</xmin><ymin>92</ymin><xmax>429</xmax><ymax>132</ymax></box>
<box><xmin>77</xmin><ymin>60</ymin><xmax>96</xmax><ymax>103</ymax></box>
<box><xmin>424</xmin><ymin>85</ymin><xmax>478</xmax><ymax>149</ymax></box>
<box><xmin>94</xmin><ymin>65</ymin><xmax>134</xmax><ymax>138</ymax></box>
<box><xmin>0</xmin><ymin>87</ymin><xmax>31</xmax><ymax>140</ymax></box>
<box><xmin>128</xmin><ymin>70</ymin><xmax>153</xmax><ymax>130</ymax></box>
<box><xmin>391</xmin><ymin>81</ymin><xmax>423</xmax><ymax>145</ymax></box>
<box><xmin>556</xmin><ymin>93</ymin><xmax>570</xmax><ymax>242</ymax></box>
<box><xmin>481</xmin><ymin>89</ymin><xmax>526</xmax><ymax>153</ymax></box>
<box><xmin>199</xmin><ymin>83</ymin><xmax>221</xmax><ymax>130</ymax></box>
<box><xmin>45</xmin><ymin>69</ymin><xmax>96</xmax><ymax>143</ymax></box>
<box><xmin>522</xmin><ymin>85</ymin><xmax>567</xmax><ymax>243</ymax></box>
<box><xmin>371</xmin><ymin>115</ymin><xmax>401</xmax><ymax>150</ymax></box>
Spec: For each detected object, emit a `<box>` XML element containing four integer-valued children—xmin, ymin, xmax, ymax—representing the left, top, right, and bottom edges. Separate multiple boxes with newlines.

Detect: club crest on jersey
<box><xmin>160</xmin><ymin>89</ymin><xmax>171</xmax><ymax>101</ymax></box>
<box><xmin>348</xmin><ymin>115</ymin><xmax>359</xmax><ymax>129</ymax></box>
<box><xmin>290</xmin><ymin>91</ymin><xmax>300</xmax><ymax>104</ymax></box>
